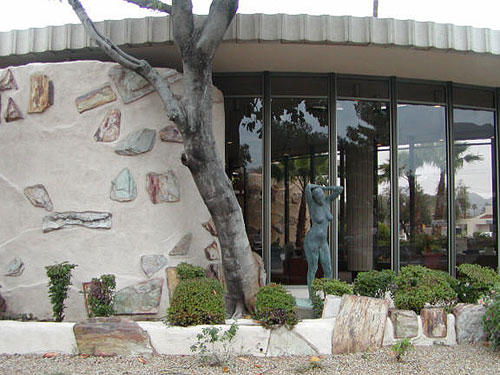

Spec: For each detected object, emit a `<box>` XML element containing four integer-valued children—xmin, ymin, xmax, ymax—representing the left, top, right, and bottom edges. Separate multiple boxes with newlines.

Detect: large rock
<box><xmin>114</xmin><ymin>278</ymin><xmax>163</xmax><ymax>315</ymax></box>
<box><xmin>147</xmin><ymin>170</ymin><xmax>180</xmax><ymax>203</ymax></box>
<box><xmin>73</xmin><ymin>317</ymin><xmax>154</xmax><ymax>356</ymax></box>
<box><xmin>169</xmin><ymin>233</ymin><xmax>192</xmax><ymax>256</ymax></box>
<box><xmin>115</xmin><ymin>128</ymin><xmax>156</xmax><ymax>156</ymax></box>
<box><xmin>160</xmin><ymin>124</ymin><xmax>183</xmax><ymax>143</ymax></box>
<box><xmin>5</xmin><ymin>257</ymin><xmax>24</xmax><ymax>277</ymax></box>
<box><xmin>0</xmin><ymin>69</ymin><xmax>17</xmax><ymax>91</ymax></box>
<box><xmin>141</xmin><ymin>255</ymin><xmax>168</xmax><ymax>278</ymax></box>
<box><xmin>42</xmin><ymin>211</ymin><xmax>112</xmax><ymax>233</ymax></box>
<box><xmin>24</xmin><ymin>184</ymin><xmax>53</xmax><ymax>211</ymax></box>
<box><xmin>389</xmin><ymin>309</ymin><xmax>418</xmax><ymax>339</ymax></box>
<box><xmin>331</xmin><ymin>295</ymin><xmax>389</xmax><ymax>354</ymax></box>
<box><xmin>94</xmin><ymin>109</ymin><xmax>121</xmax><ymax>142</ymax></box>
<box><xmin>267</xmin><ymin>326</ymin><xmax>318</xmax><ymax>356</ymax></box>
<box><xmin>421</xmin><ymin>307</ymin><xmax>447</xmax><ymax>338</ymax></box>
<box><xmin>322</xmin><ymin>295</ymin><xmax>342</xmax><ymax>318</ymax></box>
<box><xmin>165</xmin><ymin>267</ymin><xmax>179</xmax><ymax>298</ymax></box>
<box><xmin>28</xmin><ymin>74</ymin><xmax>53</xmax><ymax>113</ymax></box>
<box><xmin>5</xmin><ymin>97</ymin><xmax>23</xmax><ymax>122</ymax></box>
<box><xmin>110</xmin><ymin>168</ymin><xmax>137</xmax><ymax>202</ymax></box>
<box><xmin>75</xmin><ymin>85</ymin><xmax>117</xmax><ymax>113</ymax></box>
<box><xmin>452</xmin><ymin>303</ymin><xmax>487</xmax><ymax>344</ymax></box>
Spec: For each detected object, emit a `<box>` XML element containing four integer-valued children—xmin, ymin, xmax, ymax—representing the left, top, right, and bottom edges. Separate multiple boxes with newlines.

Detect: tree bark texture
<box><xmin>67</xmin><ymin>0</ymin><xmax>261</xmax><ymax>315</ymax></box>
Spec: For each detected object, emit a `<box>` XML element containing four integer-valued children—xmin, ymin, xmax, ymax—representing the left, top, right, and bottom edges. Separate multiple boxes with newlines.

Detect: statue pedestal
<box><xmin>296</xmin><ymin>298</ymin><xmax>315</xmax><ymax>319</ymax></box>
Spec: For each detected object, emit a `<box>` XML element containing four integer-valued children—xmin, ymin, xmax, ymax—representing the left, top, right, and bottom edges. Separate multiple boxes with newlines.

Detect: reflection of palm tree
<box><xmin>471</xmin><ymin>203</ymin><xmax>478</xmax><ymax>217</ymax></box>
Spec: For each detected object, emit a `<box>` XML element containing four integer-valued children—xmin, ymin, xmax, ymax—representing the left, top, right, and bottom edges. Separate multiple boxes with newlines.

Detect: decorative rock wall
<box><xmin>0</xmin><ymin>61</ymin><xmax>225</xmax><ymax>321</ymax></box>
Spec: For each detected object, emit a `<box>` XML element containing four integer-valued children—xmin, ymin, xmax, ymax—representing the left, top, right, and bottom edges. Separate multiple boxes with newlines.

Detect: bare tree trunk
<box><xmin>295</xmin><ymin>189</ymin><xmax>307</xmax><ymax>249</ymax></box>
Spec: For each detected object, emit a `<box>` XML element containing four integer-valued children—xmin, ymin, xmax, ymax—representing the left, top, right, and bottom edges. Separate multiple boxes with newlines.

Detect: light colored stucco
<box><xmin>0</xmin><ymin>60</ymin><xmax>225</xmax><ymax>321</ymax></box>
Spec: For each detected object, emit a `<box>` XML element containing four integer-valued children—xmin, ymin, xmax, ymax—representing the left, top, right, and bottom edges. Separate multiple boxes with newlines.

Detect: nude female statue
<box><xmin>304</xmin><ymin>183</ymin><xmax>343</xmax><ymax>299</ymax></box>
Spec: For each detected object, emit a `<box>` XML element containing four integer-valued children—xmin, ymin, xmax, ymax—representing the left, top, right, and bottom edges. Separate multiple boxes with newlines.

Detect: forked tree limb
<box><xmin>67</xmin><ymin>0</ymin><xmax>185</xmax><ymax>124</ymax></box>
<box><xmin>123</xmin><ymin>0</ymin><xmax>172</xmax><ymax>13</ymax></box>
<box><xmin>171</xmin><ymin>0</ymin><xmax>196</xmax><ymax>56</ymax></box>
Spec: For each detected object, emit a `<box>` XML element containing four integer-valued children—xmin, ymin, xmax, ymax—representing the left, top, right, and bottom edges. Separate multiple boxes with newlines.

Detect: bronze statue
<box><xmin>304</xmin><ymin>183</ymin><xmax>343</xmax><ymax>299</ymax></box>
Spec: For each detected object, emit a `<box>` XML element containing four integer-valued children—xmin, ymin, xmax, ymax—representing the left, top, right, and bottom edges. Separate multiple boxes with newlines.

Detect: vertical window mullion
<box><xmin>329</xmin><ymin>73</ymin><xmax>338</xmax><ymax>279</ymax></box>
<box><xmin>390</xmin><ymin>77</ymin><xmax>400</xmax><ymax>274</ymax></box>
<box><xmin>263</xmin><ymin>72</ymin><xmax>272</xmax><ymax>283</ymax></box>
<box><xmin>446</xmin><ymin>82</ymin><xmax>456</xmax><ymax>276</ymax></box>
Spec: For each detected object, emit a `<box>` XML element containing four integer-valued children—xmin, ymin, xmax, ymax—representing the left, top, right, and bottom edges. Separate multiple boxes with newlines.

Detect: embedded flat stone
<box><xmin>115</xmin><ymin>128</ymin><xmax>156</xmax><ymax>156</ymax></box>
<box><xmin>5</xmin><ymin>97</ymin><xmax>23</xmax><ymax>122</ymax></box>
<box><xmin>0</xmin><ymin>69</ymin><xmax>17</xmax><ymax>91</ymax></box>
<box><xmin>165</xmin><ymin>267</ymin><xmax>179</xmax><ymax>298</ymax></box>
<box><xmin>94</xmin><ymin>109</ymin><xmax>121</xmax><ymax>142</ymax></box>
<box><xmin>42</xmin><ymin>211</ymin><xmax>112</xmax><ymax>233</ymax></box>
<box><xmin>75</xmin><ymin>85</ymin><xmax>117</xmax><ymax>113</ymax></box>
<box><xmin>160</xmin><ymin>124</ymin><xmax>183</xmax><ymax>143</ymax></box>
<box><xmin>28</xmin><ymin>74</ymin><xmax>53</xmax><ymax>113</ymax></box>
<box><xmin>267</xmin><ymin>326</ymin><xmax>318</xmax><ymax>356</ymax></box>
<box><xmin>452</xmin><ymin>303</ymin><xmax>487</xmax><ymax>344</ymax></box>
<box><xmin>204</xmin><ymin>241</ymin><xmax>220</xmax><ymax>261</ymax></box>
<box><xmin>141</xmin><ymin>255</ymin><xmax>168</xmax><ymax>278</ymax></box>
<box><xmin>202</xmin><ymin>218</ymin><xmax>218</xmax><ymax>236</ymax></box>
<box><xmin>147</xmin><ymin>170</ymin><xmax>180</xmax><ymax>203</ymax></box>
<box><xmin>389</xmin><ymin>309</ymin><xmax>418</xmax><ymax>339</ymax></box>
<box><xmin>169</xmin><ymin>233</ymin><xmax>192</xmax><ymax>256</ymax></box>
<box><xmin>205</xmin><ymin>263</ymin><xmax>224</xmax><ymax>284</ymax></box>
<box><xmin>5</xmin><ymin>257</ymin><xmax>24</xmax><ymax>277</ymax></box>
<box><xmin>110</xmin><ymin>168</ymin><xmax>136</xmax><ymax>202</ymax></box>
<box><xmin>114</xmin><ymin>278</ymin><xmax>163</xmax><ymax>315</ymax></box>
<box><xmin>108</xmin><ymin>66</ymin><xmax>181</xmax><ymax>104</ymax></box>
<box><xmin>331</xmin><ymin>295</ymin><xmax>389</xmax><ymax>354</ymax></box>
<box><xmin>73</xmin><ymin>317</ymin><xmax>153</xmax><ymax>356</ymax></box>
<box><xmin>24</xmin><ymin>184</ymin><xmax>53</xmax><ymax>211</ymax></box>
<box><xmin>322</xmin><ymin>295</ymin><xmax>342</xmax><ymax>318</ymax></box>
<box><xmin>421</xmin><ymin>307</ymin><xmax>447</xmax><ymax>338</ymax></box>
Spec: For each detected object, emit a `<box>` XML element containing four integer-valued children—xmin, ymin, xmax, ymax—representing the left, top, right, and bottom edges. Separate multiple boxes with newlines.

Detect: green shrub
<box><xmin>393</xmin><ymin>265</ymin><xmax>457</xmax><ymax>313</ymax></box>
<box><xmin>167</xmin><ymin>278</ymin><xmax>225</xmax><ymax>326</ymax></box>
<box><xmin>87</xmin><ymin>274</ymin><xmax>116</xmax><ymax>318</ymax></box>
<box><xmin>482</xmin><ymin>283</ymin><xmax>500</xmax><ymax>350</ymax></box>
<box><xmin>177</xmin><ymin>262</ymin><xmax>207</xmax><ymax>281</ymax></box>
<box><xmin>45</xmin><ymin>262</ymin><xmax>77</xmax><ymax>322</ymax></box>
<box><xmin>353</xmin><ymin>269</ymin><xmax>396</xmax><ymax>298</ymax></box>
<box><xmin>310</xmin><ymin>278</ymin><xmax>353</xmax><ymax>317</ymax></box>
<box><xmin>252</xmin><ymin>283</ymin><xmax>298</xmax><ymax>329</ymax></box>
<box><xmin>456</xmin><ymin>264</ymin><xmax>500</xmax><ymax>304</ymax></box>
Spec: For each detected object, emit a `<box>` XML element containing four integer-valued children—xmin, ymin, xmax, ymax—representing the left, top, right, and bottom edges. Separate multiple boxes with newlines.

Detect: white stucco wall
<box><xmin>0</xmin><ymin>61</ymin><xmax>225</xmax><ymax>321</ymax></box>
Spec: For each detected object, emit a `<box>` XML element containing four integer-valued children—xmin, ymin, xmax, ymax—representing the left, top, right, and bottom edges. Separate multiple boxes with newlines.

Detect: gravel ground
<box><xmin>1</xmin><ymin>345</ymin><xmax>499</xmax><ymax>375</ymax></box>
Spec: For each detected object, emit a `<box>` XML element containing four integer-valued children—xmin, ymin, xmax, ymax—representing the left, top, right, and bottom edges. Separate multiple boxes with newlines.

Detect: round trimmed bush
<box><xmin>311</xmin><ymin>278</ymin><xmax>353</xmax><ymax>317</ymax></box>
<box><xmin>177</xmin><ymin>262</ymin><xmax>207</xmax><ymax>281</ymax></box>
<box><xmin>353</xmin><ymin>269</ymin><xmax>396</xmax><ymax>298</ymax></box>
<box><xmin>482</xmin><ymin>283</ymin><xmax>500</xmax><ymax>350</ymax></box>
<box><xmin>166</xmin><ymin>278</ymin><xmax>225</xmax><ymax>326</ymax></box>
<box><xmin>252</xmin><ymin>283</ymin><xmax>298</xmax><ymax>329</ymax></box>
<box><xmin>456</xmin><ymin>264</ymin><xmax>500</xmax><ymax>304</ymax></box>
<box><xmin>393</xmin><ymin>265</ymin><xmax>457</xmax><ymax>313</ymax></box>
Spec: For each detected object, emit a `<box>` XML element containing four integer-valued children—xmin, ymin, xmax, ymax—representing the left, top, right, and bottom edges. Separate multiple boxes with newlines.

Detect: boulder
<box><xmin>0</xmin><ymin>69</ymin><xmax>17</xmax><ymax>91</ymax></box>
<box><xmin>5</xmin><ymin>97</ymin><xmax>23</xmax><ymax>122</ymax></box>
<box><xmin>452</xmin><ymin>303</ymin><xmax>487</xmax><ymax>344</ymax></box>
<box><xmin>165</xmin><ymin>267</ymin><xmax>179</xmax><ymax>298</ymax></box>
<box><xmin>73</xmin><ymin>317</ymin><xmax>154</xmax><ymax>356</ymax></box>
<box><xmin>204</xmin><ymin>241</ymin><xmax>220</xmax><ymax>261</ymax></box>
<box><xmin>389</xmin><ymin>309</ymin><xmax>418</xmax><ymax>338</ymax></box>
<box><xmin>421</xmin><ymin>307</ymin><xmax>447</xmax><ymax>338</ymax></box>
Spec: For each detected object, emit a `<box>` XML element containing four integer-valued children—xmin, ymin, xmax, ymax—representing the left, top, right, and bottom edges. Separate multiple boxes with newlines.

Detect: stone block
<box><xmin>166</xmin><ymin>267</ymin><xmax>179</xmax><ymax>298</ymax></box>
<box><xmin>24</xmin><ymin>184</ymin><xmax>53</xmax><ymax>211</ymax></box>
<box><xmin>75</xmin><ymin>85</ymin><xmax>117</xmax><ymax>113</ymax></box>
<box><xmin>42</xmin><ymin>211</ymin><xmax>112</xmax><ymax>233</ymax></box>
<box><xmin>5</xmin><ymin>257</ymin><xmax>24</xmax><ymax>277</ymax></box>
<box><xmin>141</xmin><ymin>255</ymin><xmax>168</xmax><ymax>278</ymax></box>
<box><xmin>294</xmin><ymin>318</ymin><xmax>336</xmax><ymax>355</ymax></box>
<box><xmin>115</xmin><ymin>128</ymin><xmax>156</xmax><ymax>156</ymax></box>
<box><xmin>421</xmin><ymin>307</ymin><xmax>447</xmax><ymax>338</ymax></box>
<box><xmin>0</xmin><ymin>69</ymin><xmax>17</xmax><ymax>91</ymax></box>
<box><xmin>110</xmin><ymin>168</ymin><xmax>136</xmax><ymax>202</ymax></box>
<box><xmin>94</xmin><ymin>109</ymin><xmax>121</xmax><ymax>142</ymax></box>
<box><xmin>147</xmin><ymin>170</ymin><xmax>180</xmax><ymax>203</ymax></box>
<box><xmin>452</xmin><ymin>303</ymin><xmax>487</xmax><ymax>344</ymax></box>
<box><xmin>331</xmin><ymin>295</ymin><xmax>389</xmax><ymax>354</ymax></box>
<box><xmin>169</xmin><ymin>233</ymin><xmax>192</xmax><ymax>256</ymax></box>
<box><xmin>389</xmin><ymin>309</ymin><xmax>418</xmax><ymax>339</ymax></box>
<box><xmin>267</xmin><ymin>325</ymin><xmax>318</xmax><ymax>356</ymax></box>
<box><xmin>114</xmin><ymin>278</ymin><xmax>163</xmax><ymax>315</ymax></box>
<box><xmin>5</xmin><ymin>97</ymin><xmax>23</xmax><ymax>122</ymax></box>
<box><xmin>28</xmin><ymin>74</ymin><xmax>53</xmax><ymax>113</ymax></box>
<box><xmin>160</xmin><ymin>124</ymin><xmax>183</xmax><ymax>143</ymax></box>
<box><xmin>204</xmin><ymin>241</ymin><xmax>220</xmax><ymax>261</ymax></box>
<box><xmin>322</xmin><ymin>295</ymin><xmax>342</xmax><ymax>318</ymax></box>
<box><xmin>73</xmin><ymin>317</ymin><xmax>154</xmax><ymax>356</ymax></box>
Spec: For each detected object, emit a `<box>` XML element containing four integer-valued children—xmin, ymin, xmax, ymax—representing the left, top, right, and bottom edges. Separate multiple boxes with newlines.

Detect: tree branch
<box><xmin>67</xmin><ymin>0</ymin><xmax>185</xmax><ymax>124</ymax></box>
<box><xmin>197</xmin><ymin>0</ymin><xmax>238</xmax><ymax>57</ymax></box>
<box><xmin>171</xmin><ymin>0</ymin><xmax>195</xmax><ymax>55</ymax></box>
<box><xmin>123</xmin><ymin>0</ymin><xmax>172</xmax><ymax>14</ymax></box>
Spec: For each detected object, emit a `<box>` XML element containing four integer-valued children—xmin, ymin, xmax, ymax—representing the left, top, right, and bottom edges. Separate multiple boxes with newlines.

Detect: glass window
<box><xmin>454</xmin><ymin>87</ymin><xmax>495</xmax><ymax>109</ymax></box>
<box><xmin>337</xmin><ymin>100</ymin><xmax>391</xmax><ymax>282</ymax></box>
<box><xmin>213</xmin><ymin>75</ymin><xmax>262</xmax><ymax>96</ymax></box>
<box><xmin>225</xmin><ymin>97</ymin><xmax>263</xmax><ymax>255</ymax></box>
<box><xmin>454</xmin><ymin>109</ymin><xmax>497</xmax><ymax>271</ymax></box>
<box><xmin>337</xmin><ymin>78</ymin><xmax>389</xmax><ymax>99</ymax></box>
<box><xmin>270</xmin><ymin>98</ymin><xmax>329</xmax><ymax>284</ymax></box>
<box><xmin>398</xmin><ymin>104</ymin><xmax>448</xmax><ymax>270</ymax></box>
<box><xmin>271</xmin><ymin>76</ymin><xmax>328</xmax><ymax>96</ymax></box>
<box><xmin>398</xmin><ymin>82</ymin><xmax>446</xmax><ymax>103</ymax></box>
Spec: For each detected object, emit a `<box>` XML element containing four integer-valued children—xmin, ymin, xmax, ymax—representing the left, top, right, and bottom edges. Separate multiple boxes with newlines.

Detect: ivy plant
<box><xmin>45</xmin><ymin>262</ymin><xmax>77</xmax><ymax>322</ymax></box>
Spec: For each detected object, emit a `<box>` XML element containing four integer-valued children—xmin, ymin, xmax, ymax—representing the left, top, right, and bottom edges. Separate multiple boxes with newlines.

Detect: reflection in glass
<box><xmin>270</xmin><ymin>98</ymin><xmax>329</xmax><ymax>284</ymax></box>
<box><xmin>398</xmin><ymin>105</ymin><xmax>448</xmax><ymax>270</ymax></box>
<box><xmin>225</xmin><ymin>98</ymin><xmax>263</xmax><ymax>255</ymax></box>
<box><xmin>454</xmin><ymin>109</ymin><xmax>497</xmax><ymax>270</ymax></box>
<box><xmin>337</xmin><ymin>101</ymin><xmax>391</xmax><ymax>282</ymax></box>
